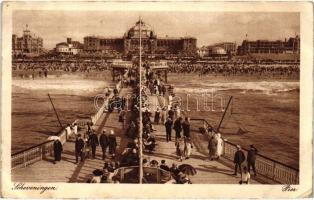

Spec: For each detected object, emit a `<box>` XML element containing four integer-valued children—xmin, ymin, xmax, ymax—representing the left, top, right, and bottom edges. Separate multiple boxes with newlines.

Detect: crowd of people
<box><xmin>12</xmin><ymin>61</ymin><xmax>110</xmax><ymax>72</ymax></box>
<box><xmin>48</xmin><ymin>59</ymin><xmax>262</xmax><ymax>184</ymax></box>
<box><xmin>13</xmin><ymin>58</ymin><xmax>300</xmax><ymax>80</ymax></box>
<box><xmin>142</xmin><ymin>64</ymin><xmax>261</xmax><ymax>184</ymax></box>
<box><xmin>168</xmin><ymin>61</ymin><xmax>299</xmax><ymax>77</ymax></box>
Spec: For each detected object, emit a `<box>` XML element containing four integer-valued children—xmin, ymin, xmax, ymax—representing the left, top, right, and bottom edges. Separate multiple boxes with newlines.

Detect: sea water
<box><xmin>11</xmin><ymin>74</ymin><xmax>111</xmax><ymax>154</ymax></box>
<box><xmin>169</xmin><ymin>74</ymin><xmax>299</xmax><ymax>168</ymax></box>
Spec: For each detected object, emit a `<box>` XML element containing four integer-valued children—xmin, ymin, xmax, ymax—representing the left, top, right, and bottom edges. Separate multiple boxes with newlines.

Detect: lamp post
<box><xmin>138</xmin><ymin>16</ymin><xmax>144</xmax><ymax>184</ymax></box>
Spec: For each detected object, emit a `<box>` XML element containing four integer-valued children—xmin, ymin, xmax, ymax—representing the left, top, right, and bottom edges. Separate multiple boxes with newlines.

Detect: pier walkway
<box><xmin>12</xmin><ymin>88</ymin><xmax>132</xmax><ymax>182</ymax></box>
<box><xmin>12</xmin><ymin>89</ymin><xmax>261</xmax><ymax>184</ymax></box>
<box><xmin>144</xmin><ymin>95</ymin><xmax>260</xmax><ymax>184</ymax></box>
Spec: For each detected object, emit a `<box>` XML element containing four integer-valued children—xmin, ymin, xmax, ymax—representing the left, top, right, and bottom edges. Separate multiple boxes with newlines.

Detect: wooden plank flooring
<box><xmin>12</xmin><ymin>88</ymin><xmax>132</xmax><ymax>183</ymax></box>
<box><xmin>12</xmin><ymin>88</ymin><xmax>262</xmax><ymax>184</ymax></box>
<box><xmin>145</xmin><ymin>95</ymin><xmax>261</xmax><ymax>184</ymax></box>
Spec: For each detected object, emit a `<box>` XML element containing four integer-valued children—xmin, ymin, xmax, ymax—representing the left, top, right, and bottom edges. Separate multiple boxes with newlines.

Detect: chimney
<box><xmin>67</xmin><ymin>38</ymin><xmax>72</xmax><ymax>44</ymax></box>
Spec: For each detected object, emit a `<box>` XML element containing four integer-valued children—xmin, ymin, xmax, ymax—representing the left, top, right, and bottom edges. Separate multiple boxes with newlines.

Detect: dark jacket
<box><xmin>247</xmin><ymin>147</ymin><xmax>258</xmax><ymax>163</ymax></box>
<box><xmin>108</xmin><ymin>134</ymin><xmax>117</xmax><ymax>149</ymax></box>
<box><xmin>168</xmin><ymin>110</ymin><xmax>174</xmax><ymax>118</ymax></box>
<box><xmin>75</xmin><ymin>138</ymin><xmax>84</xmax><ymax>152</ymax></box>
<box><xmin>165</xmin><ymin>119</ymin><xmax>173</xmax><ymax>132</ymax></box>
<box><xmin>53</xmin><ymin>140</ymin><xmax>63</xmax><ymax>154</ymax></box>
<box><xmin>170</xmin><ymin>166</ymin><xmax>180</xmax><ymax>176</ymax></box>
<box><xmin>173</xmin><ymin>119</ymin><xmax>182</xmax><ymax>132</ymax></box>
<box><xmin>89</xmin><ymin>133</ymin><xmax>99</xmax><ymax>147</ymax></box>
<box><xmin>182</xmin><ymin>121</ymin><xmax>190</xmax><ymax>137</ymax></box>
<box><xmin>160</xmin><ymin>164</ymin><xmax>170</xmax><ymax>171</ymax></box>
<box><xmin>234</xmin><ymin>150</ymin><xmax>245</xmax><ymax>164</ymax></box>
<box><xmin>99</xmin><ymin>133</ymin><xmax>108</xmax><ymax>148</ymax></box>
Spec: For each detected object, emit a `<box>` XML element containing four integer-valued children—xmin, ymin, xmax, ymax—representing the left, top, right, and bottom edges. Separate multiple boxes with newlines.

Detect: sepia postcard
<box><xmin>1</xmin><ymin>1</ymin><xmax>313</xmax><ymax>198</ymax></box>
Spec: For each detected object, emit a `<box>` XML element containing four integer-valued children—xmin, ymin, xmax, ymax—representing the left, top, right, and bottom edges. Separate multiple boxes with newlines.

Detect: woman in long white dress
<box><xmin>184</xmin><ymin>137</ymin><xmax>192</xmax><ymax>159</ymax></box>
<box><xmin>216</xmin><ymin>133</ymin><xmax>223</xmax><ymax>159</ymax></box>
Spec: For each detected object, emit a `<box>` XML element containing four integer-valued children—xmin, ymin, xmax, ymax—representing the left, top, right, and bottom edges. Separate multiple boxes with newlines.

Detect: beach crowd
<box><xmin>168</xmin><ymin>61</ymin><xmax>299</xmax><ymax>77</ymax></box>
<box><xmin>13</xmin><ymin>59</ymin><xmax>299</xmax><ymax>80</ymax></box>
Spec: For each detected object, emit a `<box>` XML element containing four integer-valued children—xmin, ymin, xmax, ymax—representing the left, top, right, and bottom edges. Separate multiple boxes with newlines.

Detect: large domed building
<box><xmin>84</xmin><ymin>20</ymin><xmax>197</xmax><ymax>57</ymax></box>
<box><xmin>125</xmin><ymin>20</ymin><xmax>156</xmax><ymax>39</ymax></box>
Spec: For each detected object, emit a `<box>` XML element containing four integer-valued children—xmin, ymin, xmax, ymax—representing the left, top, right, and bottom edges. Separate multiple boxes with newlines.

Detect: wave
<box><xmin>174</xmin><ymin>81</ymin><xmax>300</xmax><ymax>95</ymax></box>
<box><xmin>12</xmin><ymin>79</ymin><xmax>109</xmax><ymax>94</ymax></box>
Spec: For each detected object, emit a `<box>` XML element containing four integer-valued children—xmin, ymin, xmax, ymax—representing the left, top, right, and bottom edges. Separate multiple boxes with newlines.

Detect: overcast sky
<box><xmin>13</xmin><ymin>11</ymin><xmax>300</xmax><ymax>49</ymax></box>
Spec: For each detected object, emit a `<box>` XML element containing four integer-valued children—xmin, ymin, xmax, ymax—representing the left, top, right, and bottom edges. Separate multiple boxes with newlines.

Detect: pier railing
<box><xmin>91</xmin><ymin>73</ymin><xmax>124</xmax><ymax>124</ymax></box>
<box><xmin>11</xmin><ymin>119</ymin><xmax>80</xmax><ymax>170</ymax></box>
<box><xmin>11</xmin><ymin>75</ymin><xmax>126</xmax><ymax>170</ymax></box>
<box><xmin>189</xmin><ymin>118</ymin><xmax>299</xmax><ymax>184</ymax></box>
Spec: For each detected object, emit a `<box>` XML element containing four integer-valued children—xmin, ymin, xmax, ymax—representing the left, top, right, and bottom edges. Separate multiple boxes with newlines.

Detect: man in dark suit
<box><xmin>75</xmin><ymin>134</ymin><xmax>85</xmax><ymax>164</ymax></box>
<box><xmin>233</xmin><ymin>145</ymin><xmax>245</xmax><ymax>175</ymax></box>
<box><xmin>182</xmin><ymin>117</ymin><xmax>191</xmax><ymax>138</ymax></box>
<box><xmin>88</xmin><ymin>130</ymin><xmax>99</xmax><ymax>159</ymax></box>
<box><xmin>173</xmin><ymin>117</ymin><xmax>183</xmax><ymax>139</ymax></box>
<box><xmin>168</xmin><ymin>107</ymin><xmax>174</xmax><ymax>120</ymax></box>
<box><xmin>247</xmin><ymin>144</ymin><xmax>258</xmax><ymax>176</ymax></box>
<box><xmin>164</xmin><ymin>118</ymin><xmax>173</xmax><ymax>142</ymax></box>
<box><xmin>99</xmin><ymin>130</ymin><xmax>109</xmax><ymax>160</ymax></box>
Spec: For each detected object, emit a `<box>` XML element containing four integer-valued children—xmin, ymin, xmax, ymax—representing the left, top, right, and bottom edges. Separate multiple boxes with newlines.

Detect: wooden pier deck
<box><xmin>144</xmin><ymin>95</ymin><xmax>260</xmax><ymax>184</ymax></box>
<box><xmin>12</xmin><ymin>88</ymin><xmax>132</xmax><ymax>183</ymax></box>
<box><xmin>12</xmin><ymin>89</ymin><xmax>261</xmax><ymax>184</ymax></box>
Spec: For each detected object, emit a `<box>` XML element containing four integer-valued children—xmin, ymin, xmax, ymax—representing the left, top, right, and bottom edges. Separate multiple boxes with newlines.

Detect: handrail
<box><xmin>11</xmin><ymin>120</ymin><xmax>79</xmax><ymax>157</ymax></box>
<box><xmin>11</xmin><ymin>72</ymin><xmax>128</xmax><ymax>170</ymax></box>
<box><xmin>189</xmin><ymin>118</ymin><xmax>299</xmax><ymax>184</ymax></box>
<box><xmin>189</xmin><ymin>118</ymin><xmax>299</xmax><ymax>172</ymax></box>
<box><xmin>11</xmin><ymin>140</ymin><xmax>53</xmax><ymax>157</ymax></box>
<box><xmin>224</xmin><ymin>140</ymin><xmax>299</xmax><ymax>171</ymax></box>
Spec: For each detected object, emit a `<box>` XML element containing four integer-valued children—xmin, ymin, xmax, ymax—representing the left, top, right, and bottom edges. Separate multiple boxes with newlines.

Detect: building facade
<box><xmin>197</xmin><ymin>42</ymin><xmax>236</xmax><ymax>58</ymax></box>
<box><xmin>237</xmin><ymin>36</ymin><xmax>300</xmax><ymax>55</ymax></box>
<box><xmin>12</xmin><ymin>26</ymin><xmax>43</xmax><ymax>57</ymax></box>
<box><xmin>83</xmin><ymin>20</ymin><xmax>197</xmax><ymax>57</ymax></box>
<box><xmin>213</xmin><ymin>42</ymin><xmax>237</xmax><ymax>55</ymax></box>
<box><xmin>55</xmin><ymin>38</ymin><xmax>84</xmax><ymax>55</ymax></box>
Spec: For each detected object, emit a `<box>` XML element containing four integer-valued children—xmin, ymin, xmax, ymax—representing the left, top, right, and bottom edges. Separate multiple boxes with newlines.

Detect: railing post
<box><xmin>42</xmin><ymin>144</ymin><xmax>46</xmax><ymax>159</ymax></box>
<box><xmin>272</xmin><ymin>162</ymin><xmax>276</xmax><ymax>181</ymax></box>
<box><xmin>40</xmin><ymin>146</ymin><xmax>43</xmax><ymax>160</ymax></box>
<box><xmin>23</xmin><ymin>151</ymin><xmax>26</xmax><ymax>167</ymax></box>
<box><xmin>295</xmin><ymin>171</ymin><xmax>299</xmax><ymax>184</ymax></box>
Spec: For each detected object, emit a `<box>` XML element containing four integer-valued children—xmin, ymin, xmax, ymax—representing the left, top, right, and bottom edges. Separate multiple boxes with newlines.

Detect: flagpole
<box><xmin>138</xmin><ymin>16</ymin><xmax>144</xmax><ymax>184</ymax></box>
